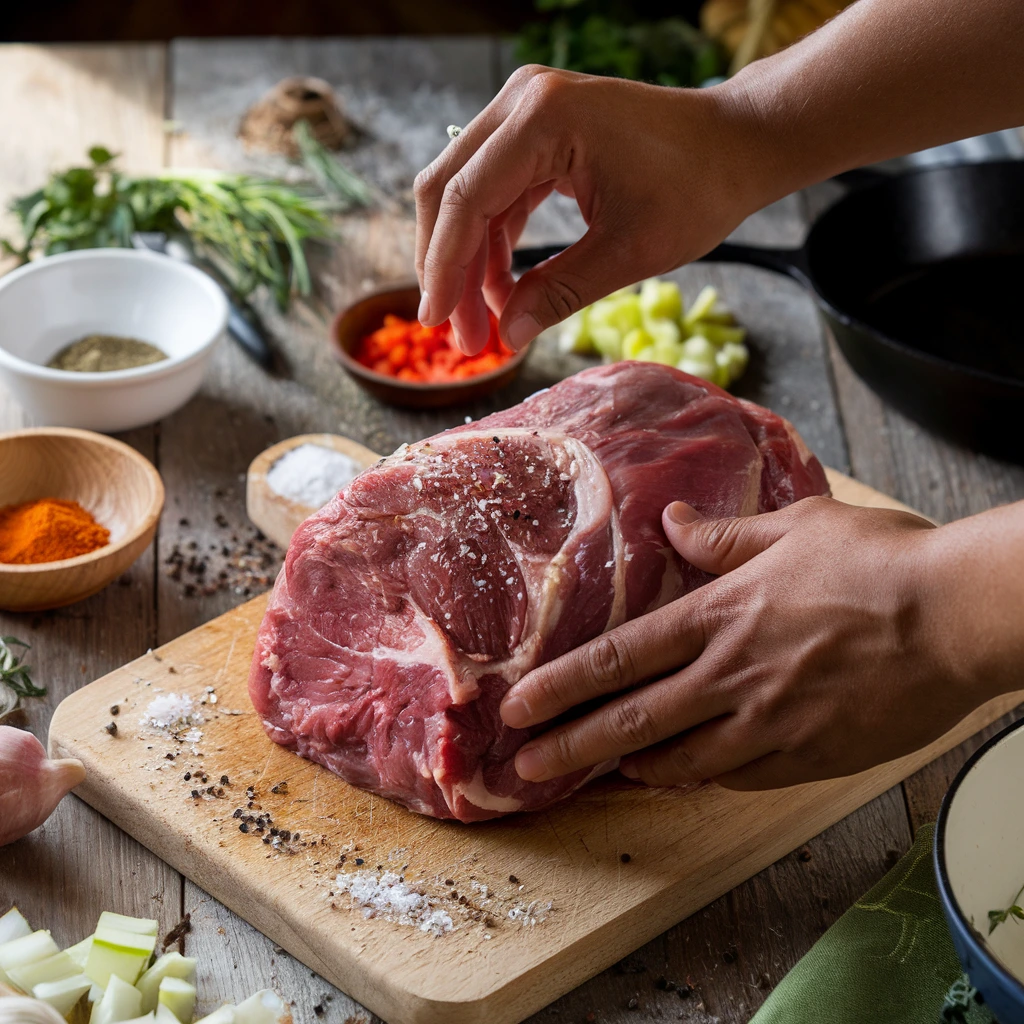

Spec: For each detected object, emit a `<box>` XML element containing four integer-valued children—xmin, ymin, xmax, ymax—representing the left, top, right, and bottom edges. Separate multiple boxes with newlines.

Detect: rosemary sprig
<box><xmin>1</xmin><ymin>136</ymin><xmax>370</xmax><ymax>311</ymax></box>
<box><xmin>0</xmin><ymin>636</ymin><xmax>43</xmax><ymax>719</ymax></box>
<box><xmin>989</xmin><ymin>881</ymin><xmax>1024</xmax><ymax>934</ymax></box>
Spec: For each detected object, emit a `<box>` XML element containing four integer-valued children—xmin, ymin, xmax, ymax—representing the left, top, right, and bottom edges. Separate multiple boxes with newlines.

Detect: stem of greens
<box><xmin>0</xmin><ymin>637</ymin><xmax>44</xmax><ymax>720</ymax></box>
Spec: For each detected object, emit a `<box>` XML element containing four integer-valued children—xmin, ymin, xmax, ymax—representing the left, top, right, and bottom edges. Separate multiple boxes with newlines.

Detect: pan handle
<box><xmin>512</xmin><ymin>240</ymin><xmax>812</xmax><ymax>284</ymax></box>
<box><xmin>698</xmin><ymin>241</ymin><xmax>811</xmax><ymax>284</ymax></box>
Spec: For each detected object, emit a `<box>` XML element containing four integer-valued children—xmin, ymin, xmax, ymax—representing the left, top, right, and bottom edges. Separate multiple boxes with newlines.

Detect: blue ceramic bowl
<box><xmin>935</xmin><ymin>716</ymin><xmax>1024</xmax><ymax>1023</ymax></box>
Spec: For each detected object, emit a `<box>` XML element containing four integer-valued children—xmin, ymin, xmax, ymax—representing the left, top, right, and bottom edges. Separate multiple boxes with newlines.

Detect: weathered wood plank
<box><xmin>163</xmin><ymin>37</ymin><xmax>509</xmax><ymax>1023</ymax></box>
<box><xmin>0</xmin><ymin>42</ymin><xmax>181</xmax><ymax>947</ymax></box>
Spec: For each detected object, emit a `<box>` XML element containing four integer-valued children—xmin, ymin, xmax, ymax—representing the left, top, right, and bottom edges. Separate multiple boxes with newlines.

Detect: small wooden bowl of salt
<box><xmin>246</xmin><ymin>434</ymin><xmax>380</xmax><ymax>550</ymax></box>
<box><xmin>0</xmin><ymin>428</ymin><xmax>164</xmax><ymax>611</ymax></box>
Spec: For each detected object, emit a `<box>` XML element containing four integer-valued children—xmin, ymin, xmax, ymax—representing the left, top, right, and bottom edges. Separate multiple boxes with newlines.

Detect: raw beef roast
<box><xmin>249</xmin><ymin>363</ymin><xmax>829</xmax><ymax>822</ymax></box>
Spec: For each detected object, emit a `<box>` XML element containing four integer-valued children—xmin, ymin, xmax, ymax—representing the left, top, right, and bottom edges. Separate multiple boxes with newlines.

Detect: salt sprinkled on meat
<box><xmin>141</xmin><ymin>693</ymin><xmax>204</xmax><ymax>749</ymax></box>
<box><xmin>334</xmin><ymin>870</ymin><xmax>454</xmax><ymax>936</ymax></box>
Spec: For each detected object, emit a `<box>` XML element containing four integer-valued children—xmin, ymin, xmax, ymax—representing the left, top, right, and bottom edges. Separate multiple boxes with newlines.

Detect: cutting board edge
<box><xmin>49</xmin><ymin>685</ymin><xmax>1024</xmax><ymax>1024</ymax></box>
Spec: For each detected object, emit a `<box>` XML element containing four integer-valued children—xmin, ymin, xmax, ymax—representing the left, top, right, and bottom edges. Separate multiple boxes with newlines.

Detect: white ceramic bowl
<box><xmin>936</xmin><ymin>717</ymin><xmax>1024</xmax><ymax>1022</ymax></box>
<box><xmin>0</xmin><ymin>249</ymin><xmax>228</xmax><ymax>432</ymax></box>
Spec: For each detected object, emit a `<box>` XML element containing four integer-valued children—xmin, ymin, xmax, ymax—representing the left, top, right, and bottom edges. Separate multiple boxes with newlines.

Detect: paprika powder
<box><xmin>0</xmin><ymin>498</ymin><xmax>110</xmax><ymax>564</ymax></box>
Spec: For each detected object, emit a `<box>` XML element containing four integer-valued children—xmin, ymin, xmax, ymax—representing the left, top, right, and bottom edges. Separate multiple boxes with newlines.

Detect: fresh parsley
<box><xmin>988</xmin><ymin>882</ymin><xmax>1024</xmax><ymax>935</ymax></box>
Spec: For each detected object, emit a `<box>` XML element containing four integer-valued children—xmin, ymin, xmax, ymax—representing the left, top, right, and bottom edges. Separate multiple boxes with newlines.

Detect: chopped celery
<box><xmin>683</xmin><ymin>285</ymin><xmax>719</xmax><ymax>328</ymax></box>
<box><xmin>699</xmin><ymin>323</ymin><xmax>747</xmax><ymax>346</ymax></box>
<box><xmin>7</xmin><ymin>949</ymin><xmax>76</xmax><ymax>991</ymax></box>
<box><xmin>589</xmin><ymin>325</ymin><xmax>623</xmax><ymax>361</ymax></box>
<box><xmin>137</xmin><ymin>952</ymin><xmax>197</xmax><ymax>1013</ymax></box>
<box><xmin>33</xmin><ymin>973</ymin><xmax>92</xmax><ymax>1016</ymax></box>
<box><xmin>85</xmin><ymin>925</ymin><xmax>157</xmax><ymax>988</ymax></box>
<box><xmin>644</xmin><ymin>317</ymin><xmax>682</xmax><ymax>350</ymax></box>
<box><xmin>622</xmin><ymin>327</ymin><xmax>655</xmax><ymax>361</ymax></box>
<box><xmin>639</xmin><ymin>279</ymin><xmax>682</xmax><ymax>321</ymax></box>
<box><xmin>717</xmin><ymin>342</ymin><xmax>750</xmax><ymax>384</ymax></box>
<box><xmin>677</xmin><ymin>356</ymin><xmax>717</xmax><ymax>382</ymax></box>
<box><xmin>652</xmin><ymin>335</ymin><xmax>684</xmax><ymax>366</ymax></box>
<box><xmin>0</xmin><ymin>930</ymin><xmax>59</xmax><ymax>972</ymax></box>
<box><xmin>0</xmin><ymin>908</ymin><xmax>32</xmax><ymax>947</ymax></box>
<box><xmin>680</xmin><ymin>335</ymin><xmax>716</xmax><ymax>362</ymax></box>
<box><xmin>557</xmin><ymin>309</ymin><xmax>592</xmax><ymax>354</ymax></box>
<box><xmin>66</xmin><ymin>935</ymin><xmax>94</xmax><ymax>970</ymax></box>
<box><xmin>158</xmin><ymin>976</ymin><xmax>197</xmax><ymax>1022</ymax></box>
<box><xmin>699</xmin><ymin>302</ymin><xmax>737</xmax><ymax>325</ymax></box>
<box><xmin>589</xmin><ymin>293</ymin><xmax>642</xmax><ymax>335</ymax></box>
<box><xmin>96</xmin><ymin>913</ymin><xmax>158</xmax><ymax>937</ymax></box>
<box><xmin>234</xmin><ymin>989</ymin><xmax>288</xmax><ymax>1024</ymax></box>
<box><xmin>89</xmin><ymin>974</ymin><xmax>142</xmax><ymax>1024</ymax></box>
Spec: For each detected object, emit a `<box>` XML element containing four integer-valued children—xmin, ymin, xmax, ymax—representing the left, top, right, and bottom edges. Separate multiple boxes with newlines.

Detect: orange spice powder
<box><xmin>0</xmin><ymin>498</ymin><xmax>110</xmax><ymax>564</ymax></box>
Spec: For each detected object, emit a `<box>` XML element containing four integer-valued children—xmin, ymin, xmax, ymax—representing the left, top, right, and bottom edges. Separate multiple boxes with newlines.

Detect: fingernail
<box><xmin>417</xmin><ymin>291</ymin><xmax>431</xmax><ymax>324</ymax></box>
<box><xmin>620</xmin><ymin>762</ymin><xmax>641</xmax><ymax>780</ymax></box>
<box><xmin>501</xmin><ymin>695</ymin><xmax>531</xmax><ymax>729</ymax></box>
<box><xmin>666</xmin><ymin>501</ymin><xmax>701</xmax><ymax>526</ymax></box>
<box><xmin>505</xmin><ymin>312</ymin><xmax>541</xmax><ymax>351</ymax></box>
<box><xmin>515</xmin><ymin>746</ymin><xmax>547</xmax><ymax>782</ymax></box>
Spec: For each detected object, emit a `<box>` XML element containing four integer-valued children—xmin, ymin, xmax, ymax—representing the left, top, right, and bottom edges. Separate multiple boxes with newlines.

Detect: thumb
<box><xmin>498</xmin><ymin>229</ymin><xmax>642</xmax><ymax>350</ymax></box>
<box><xmin>663</xmin><ymin>500</ymin><xmax>811</xmax><ymax>575</ymax></box>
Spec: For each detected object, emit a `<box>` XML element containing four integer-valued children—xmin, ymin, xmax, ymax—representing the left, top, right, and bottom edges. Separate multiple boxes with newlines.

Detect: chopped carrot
<box><xmin>353</xmin><ymin>310</ymin><xmax>515</xmax><ymax>384</ymax></box>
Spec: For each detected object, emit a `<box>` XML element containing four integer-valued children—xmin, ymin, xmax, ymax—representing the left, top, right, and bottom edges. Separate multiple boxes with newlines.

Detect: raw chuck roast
<box><xmin>249</xmin><ymin>363</ymin><xmax>829</xmax><ymax>822</ymax></box>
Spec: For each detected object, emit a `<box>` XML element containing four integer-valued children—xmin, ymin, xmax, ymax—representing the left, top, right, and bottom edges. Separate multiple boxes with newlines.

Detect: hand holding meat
<box><xmin>502</xmin><ymin>498</ymin><xmax>1024</xmax><ymax>789</ymax></box>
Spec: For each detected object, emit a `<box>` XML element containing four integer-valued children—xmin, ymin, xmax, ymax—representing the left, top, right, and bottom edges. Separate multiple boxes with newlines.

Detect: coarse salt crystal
<box><xmin>334</xmin><ymin>870</ymin><xmax>454</xmax><ymax>936</ymax></box>
<box><xmin>141</xmin><ymin>693</ymin><xmax>205</xmax><ymax>748</ymax></box>
<box><xmin>267</xmin><ymin>444</ymin><xmax>362</xmax><ymax>509</ymax></box>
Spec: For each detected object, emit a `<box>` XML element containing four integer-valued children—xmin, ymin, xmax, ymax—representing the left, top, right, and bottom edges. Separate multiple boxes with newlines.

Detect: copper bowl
<box><xmin>329</xmin><ymin>284</ymin><xmax>529</xmax><ymax>409</ymax></box>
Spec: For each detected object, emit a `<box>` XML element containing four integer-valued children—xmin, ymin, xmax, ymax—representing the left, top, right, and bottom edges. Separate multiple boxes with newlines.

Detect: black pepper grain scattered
<box><xmin>240</xmin><ymin>822</ymin><xmax>249</xmax><ymax>833</ymax></box>
<box><xmin>620</xmin><ymin>853</ymin><xmax>632</xmax><ymax>863</ymax></box>
<box><xmin>191</xmin><ymin>789</ymin><xmax>200</xmax><ymax>799</ymax></box>
<box><xmin>509</xmin><ymin>875</ymin><xmax>519</xmax><ymax>884</ymax></box>
<box><xmin>220</xmin><ymin>775</ymin><xmax>229</xmax><ymax>785</ymax></box>
<box><xmin>354</xmin><ymin>858</ymin><xmax>364</xmax><ymax>866</ymax></box>
<box><xmin>104</xmin><ymin>722</ymin><xmax>118</xmax><ymax>736</ymax></box>
<box><xmin>184</xmin><ymin>772</ymin><xmax>191</xmax><ymax>781</ymax></box>
<box><xmin>110</xmin><ymin>705</ymin><xmax>120</xmax><ymax>716</ymax></box>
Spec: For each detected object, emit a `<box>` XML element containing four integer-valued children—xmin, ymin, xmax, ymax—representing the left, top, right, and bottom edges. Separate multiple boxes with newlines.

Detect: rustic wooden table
<box><xmin>0</xmin><ymin>38</ymin><xmax>1022</xmax><ymax>1024</ymax></box>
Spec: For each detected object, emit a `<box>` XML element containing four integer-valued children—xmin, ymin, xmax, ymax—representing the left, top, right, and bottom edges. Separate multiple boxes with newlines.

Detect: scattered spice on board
<box><xmin>266</xmin><ymin>443</ymin><xmax>362</xmax><ymax>508</ymax></box>
<box><xmin>141</xmin><ymin>693</ymin><xmax>204</xmax><ymax>749</ymax></box>
<box><xmin>47</xmin><ymin>334</ymin><xmax>168</xmax><ymax>373</ymax></box>
<box><xmin>0</xmin><ymin>498</ymin><xmax>109</xmax><ymax>564</ymax></box>
<box><xmin>164</xmin><ymin>525</ymin><xmax>280</xmax><ymax>599</ymax></box>
<box><xmin>334</xmin><ymin>869</ymin><xmax>454</xmax><ymax>936</ymax></box>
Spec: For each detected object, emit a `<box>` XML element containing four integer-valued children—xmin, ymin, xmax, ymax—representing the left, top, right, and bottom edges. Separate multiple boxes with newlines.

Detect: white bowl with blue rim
<box><xmin>0</xmin><ymin>249</ymin><xmax>227</xmax><ymax>433</ymax></box>
<box><xmin>935</xmin><ymin>716</ymin><xmax>1024</xmax><ymax>1022</ymax></box>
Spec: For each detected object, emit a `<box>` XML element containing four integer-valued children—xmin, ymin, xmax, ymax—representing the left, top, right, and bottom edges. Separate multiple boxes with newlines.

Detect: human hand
<box><xmin>413</xmin><ymin>67</ymin><xmax>766</xmax><ymax>354</ymax></box>
<box><xmin>499</xmin><ymin>496</ymin><xmax>990</xmax><ymax>790</ymax></box>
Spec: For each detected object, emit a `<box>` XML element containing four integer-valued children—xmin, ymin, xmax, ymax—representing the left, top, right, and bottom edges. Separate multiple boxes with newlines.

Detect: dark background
<box><xmin>2</xmin><ymin>0</ymin><xmax>704</xmax><ymax>42</ymax></box>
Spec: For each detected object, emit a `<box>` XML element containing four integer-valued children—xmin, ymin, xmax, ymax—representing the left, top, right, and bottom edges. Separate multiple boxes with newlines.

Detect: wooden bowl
<box><xmin>329</xmin><ymin>284</ymin><xmax>529</xmax><ymax>409</ymax></box>
<box><xmin>246</xmin><ymin>432</ymin><xmax>381</xmax><ymax>549</ymax></box>
<box><xmin>0</xmin><ymin>428</ymin><xmax>164</xmax><ymax>611</ymax></box>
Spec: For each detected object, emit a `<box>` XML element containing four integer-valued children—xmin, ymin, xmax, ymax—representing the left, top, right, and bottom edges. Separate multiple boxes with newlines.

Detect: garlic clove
<box><xmin>0</xmin><ymin>726</ymin><xmax>87</xmax><ymax>846</ymax></box>
<box><xmin>0</xmin><ymin>995</ymin><xmax>66</xmax><ymax>1024</ymax></box>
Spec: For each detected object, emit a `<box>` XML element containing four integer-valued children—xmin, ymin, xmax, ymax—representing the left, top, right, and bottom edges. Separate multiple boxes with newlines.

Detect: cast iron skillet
<box><xmin>514</xmin><ymin>160</ymin><xmax>1024</xmax><ymax>461</ymax></box>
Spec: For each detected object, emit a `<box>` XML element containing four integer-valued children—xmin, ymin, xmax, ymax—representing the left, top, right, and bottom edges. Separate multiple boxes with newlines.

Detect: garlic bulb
<box><xmin>0</xmin><ymin>726</ymin><xmax>85</xmax><ymax>846</ymax></box>
<box><xmin>0</xmin><ymin>996</ymin><xmax>65</xmax><ymax>1024</ymax></box>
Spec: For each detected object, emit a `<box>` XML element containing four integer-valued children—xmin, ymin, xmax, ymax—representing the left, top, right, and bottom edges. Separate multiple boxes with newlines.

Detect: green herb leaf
<box><xmin>0</xmin><ymin>636</ymin><xmax>44</xmax><ymax>719</ymax></box>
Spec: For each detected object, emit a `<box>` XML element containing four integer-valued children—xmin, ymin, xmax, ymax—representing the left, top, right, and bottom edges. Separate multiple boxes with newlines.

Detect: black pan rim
<box><xmin>804</xmin><ymin>158</ymin><xmax>1024</xmax><ymax>392</ymax></box>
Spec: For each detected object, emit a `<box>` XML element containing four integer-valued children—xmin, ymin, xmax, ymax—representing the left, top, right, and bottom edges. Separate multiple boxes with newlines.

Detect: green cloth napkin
<box><xmin>750</xmin><ymin>823</ymin><xmax>995</xmax><ymax>1024</ymax></box>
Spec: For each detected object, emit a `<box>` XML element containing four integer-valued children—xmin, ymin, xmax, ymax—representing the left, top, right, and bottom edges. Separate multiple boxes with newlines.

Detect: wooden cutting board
<box><xmin>49</xmin><ymin>460</ymin><xmax>1017</xmax><ymax>1024</ymax></box>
